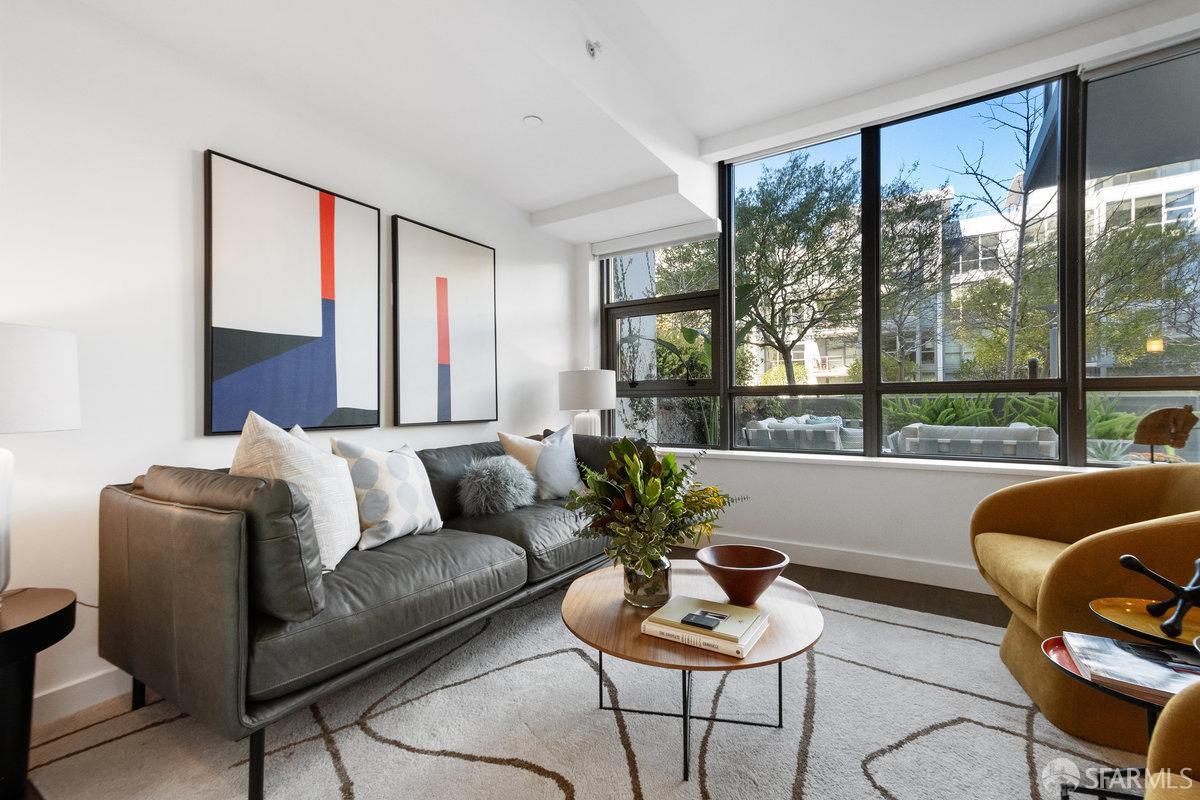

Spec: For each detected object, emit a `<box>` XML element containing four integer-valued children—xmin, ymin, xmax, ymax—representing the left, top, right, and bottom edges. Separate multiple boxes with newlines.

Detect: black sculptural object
<box><xmin>1118</xmin><ymin>554</ymin><xmax>1200</xmax><ymax>639</ymax></box>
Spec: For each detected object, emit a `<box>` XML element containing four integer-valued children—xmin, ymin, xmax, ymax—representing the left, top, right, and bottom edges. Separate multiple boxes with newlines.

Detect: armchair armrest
<box><xmin>1037</xmin><ymin>510</ymin><xmax>1200</xmax><ymax>640</ymax></box>
<box><xmin>970</xmin><ymin>467</ymin><xmax>1174</xmax><ymax>547</ymax></box>
<box><xmin>99</xmin><ymin>485</ymin><xmax>254</xmax><ymax>740</ymax></box>
<box><xmin>1147</xmin><ymin>682</ymin><xmax>1200</xmax><ymax>793</ymax></box>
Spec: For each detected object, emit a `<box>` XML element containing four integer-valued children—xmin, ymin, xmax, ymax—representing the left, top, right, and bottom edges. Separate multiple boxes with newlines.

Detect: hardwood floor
<box><xmin>671</xmin><ymin>546</ymin><xmax>1010</xmax><ymax>628</ymax></box>
<box><xmin>20</xmin><ymin>557</ymin><xmax>1006</xmax><ymax>800</ymax></box>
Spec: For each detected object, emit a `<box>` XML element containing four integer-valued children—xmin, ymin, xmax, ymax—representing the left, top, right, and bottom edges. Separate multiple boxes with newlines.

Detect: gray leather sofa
<box><xmin>97</xmin><ymin>434</ymin><xmax>617</xmax><ymax>800</ymax></box>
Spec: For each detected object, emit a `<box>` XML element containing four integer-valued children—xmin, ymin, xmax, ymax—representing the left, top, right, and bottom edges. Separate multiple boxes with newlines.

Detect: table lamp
<box><xmin>0</xmin><ymin>323</ymin><xmax>81</xmax><ymax>611</ymax></box>
<box><xmin>559</xmin><ymin>369</ymin><xmax>615</xmax><ymax>436</ymax></box>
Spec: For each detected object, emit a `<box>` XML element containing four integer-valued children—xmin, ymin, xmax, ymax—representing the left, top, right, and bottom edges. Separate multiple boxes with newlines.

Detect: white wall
<box><xmin>0</xmin><ymin>1</ymin><xmax>586</xmax><ymax>722</ymax></box>
<box><xmin>670</xmin><ymin>450</ymin><xmax>1086</xmax><ymax>593</ymax></box>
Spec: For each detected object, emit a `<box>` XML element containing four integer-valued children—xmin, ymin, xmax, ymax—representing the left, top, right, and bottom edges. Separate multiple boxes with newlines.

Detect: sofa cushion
<box><xmin>231</xmin><ymin>412</ymin><xmax>361</xmax><ymax>570</ymax></box>
<box><xmin>417</xmin><ymin>441</ymin><xmax>505</xmax><ymax>520</ymax></box>
<box><xmin>331</xmin><ymin>439</ymin><xmax>443</xmax><ymax>549</ymax></box>
<box><xmin>142</xmin><ymin>465</ymin><xmax>325</xmax><ymax>622</ymax></box>
<box><xmin>448</xmin><ymin>499</ymin><xmax>604</xmax><ymax>582</ymax></box>
<box><xmin>974</xmin><ymin>531</ymin><xmax>1069</xmax><ymax>610</ymax></box>
<box><xmin>247</xmin><ymin>529</ymin><xmax>525</xmax><ymax>701</ymax></box>
<box><xmin>572</xmin><ymin>434</ymin><xmax>647</xmax><ymax>475</ymax></box>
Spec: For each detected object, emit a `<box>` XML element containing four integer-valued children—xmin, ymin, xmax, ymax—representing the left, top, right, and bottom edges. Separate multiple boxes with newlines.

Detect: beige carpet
<box><xmin>28</xmin><ymin>589</ymin><xmax>1138</xmax><ymax>799</ymax></box>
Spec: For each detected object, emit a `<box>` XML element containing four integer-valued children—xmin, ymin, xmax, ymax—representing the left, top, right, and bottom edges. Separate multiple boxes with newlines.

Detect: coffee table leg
<box><xmin>681</xmin><ymin>670</ymin><xmax>692</xmax><ymax>781</ymax></box>
<box><xmin>598</xmin><ymin>651</ymin><xmax>604</xmax><ymax>709</ymax></box>
<box><xmin>777</xmin><ymin>661</ymin><xmax>784</xmax><ymax>728</ymax></box>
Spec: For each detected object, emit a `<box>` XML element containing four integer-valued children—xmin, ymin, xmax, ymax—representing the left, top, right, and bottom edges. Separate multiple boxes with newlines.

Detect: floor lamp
<box><xmin>0</xmin><ymin>323</ymin><xmax>81</xmax><ymax>612</ymax></box>
<box><xmin>559</xmin><ymin>369</ymin><xmax>616</xmax><ymax>436</ymax></box>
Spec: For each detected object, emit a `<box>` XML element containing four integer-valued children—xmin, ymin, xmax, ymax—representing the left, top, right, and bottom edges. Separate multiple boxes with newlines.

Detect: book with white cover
<box><xmin>1063</xmin><ymin>631</ymin><xmax>1200</xmax><ymax>705</ymax></box>
<box><xmin>641</xmin><ymin>615</ymin><xmax>769</xmax><ymax>659</ymax></box>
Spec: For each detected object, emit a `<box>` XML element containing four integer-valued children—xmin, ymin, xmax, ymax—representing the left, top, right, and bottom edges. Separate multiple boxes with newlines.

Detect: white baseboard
<box><xmin>33</xmin><ymin>665</ymin><xmax>128</xmax><ymax>726</ymax></box>
<box><xmin>709</xmin><ymin>529</ymin><xmax>993</xmax><ymax>594</ymax></box>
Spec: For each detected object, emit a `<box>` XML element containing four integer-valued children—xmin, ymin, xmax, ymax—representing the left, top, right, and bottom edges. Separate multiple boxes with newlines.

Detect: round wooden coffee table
<box><xmin>561</xmin><ymin>560</ymin><xmax>823</xmax><ymax>780</ymax></box>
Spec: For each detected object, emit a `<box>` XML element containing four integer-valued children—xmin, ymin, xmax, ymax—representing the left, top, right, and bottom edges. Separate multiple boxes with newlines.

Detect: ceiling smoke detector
<box><xmin>586</xmin><ymin>39</ymin><xmax>602</xmax><ymax>59</ymax></box>
<box><xmin>522</xmin><ymin>115</ymin><xmax>544</xmax><ymax>128</ymax></box>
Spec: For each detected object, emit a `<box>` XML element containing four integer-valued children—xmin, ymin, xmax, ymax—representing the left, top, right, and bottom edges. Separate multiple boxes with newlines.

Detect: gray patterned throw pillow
<box><xmin>330</xmin><ymin>438</ymin><xmax>443</xmax><ymax>550</ymax></box>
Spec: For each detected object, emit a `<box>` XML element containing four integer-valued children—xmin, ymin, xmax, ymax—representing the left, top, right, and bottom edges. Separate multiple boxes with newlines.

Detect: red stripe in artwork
<box><xmin>319</xmin><ymin>192</ymin><xmax>335</xmax><ymax>300</ymax></box>
<box><xmin>436</xmin><ymin>277</ymin><xmax>450</xmax><ymax>365</ymax></box>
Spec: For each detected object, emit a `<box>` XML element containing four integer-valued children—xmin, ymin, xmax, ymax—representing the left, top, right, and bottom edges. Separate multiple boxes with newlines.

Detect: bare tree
<box><xmin>951</xmin><ymin>88</ymin><xmax>1058</xmax><ymax>378</ymax></box>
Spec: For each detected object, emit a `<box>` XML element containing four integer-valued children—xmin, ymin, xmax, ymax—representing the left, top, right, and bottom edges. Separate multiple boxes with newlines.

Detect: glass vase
<box><xmin>622</xmin><ymin>556</ymin><xmax>672</xmax><ymax>608</ymax></box>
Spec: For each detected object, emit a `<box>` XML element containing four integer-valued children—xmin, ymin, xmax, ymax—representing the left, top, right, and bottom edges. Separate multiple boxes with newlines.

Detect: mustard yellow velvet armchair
<box><xmin>1145</xmin><ymin>680</ymin><xmax>1200</xmax><ymax>799</ymax></box>
<box><xmin>971</xmin><ymin>464</ymin><xmax>1200</xmax><ymax>752</ymax></box>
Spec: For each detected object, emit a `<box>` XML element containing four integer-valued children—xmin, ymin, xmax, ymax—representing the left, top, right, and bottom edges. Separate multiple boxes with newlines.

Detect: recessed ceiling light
<box><xmin>523</xmin><ymin>115</ymin><xmax>544</xmax><ymax>128</ymax></box>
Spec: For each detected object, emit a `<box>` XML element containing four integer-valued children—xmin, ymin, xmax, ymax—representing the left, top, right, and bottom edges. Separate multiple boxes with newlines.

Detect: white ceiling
<box><xmin>580</xmin><ymin>0</ymin><xmax>1144</xmax><ymax>139</ymax></box>
<box><xmin>74</xmin><ymin>0</ymin><xmax>1200</xmax><ymax>243</ymax></box>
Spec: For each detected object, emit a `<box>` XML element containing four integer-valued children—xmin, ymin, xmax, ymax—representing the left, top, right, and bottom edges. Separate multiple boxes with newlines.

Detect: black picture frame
<box><xmin>204</xmin><ymin>150</ymin><xmax>382</xmax><ymax>436</ymax></box>
<box><xmin>391</xmin><ymin>214</ymin><xmax>498</xmax><ymax>427</ymax></box>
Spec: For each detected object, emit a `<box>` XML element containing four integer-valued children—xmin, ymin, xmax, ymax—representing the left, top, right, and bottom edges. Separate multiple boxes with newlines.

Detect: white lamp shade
<box><xmin>559</xmin><ymin>369</ymin><xmax>616</xmax><ymax>411</ymax></box>
<box><xmin>0</xmin><ymin>323</ymin><xmax>81</xmax><ymax>433</ymax></box>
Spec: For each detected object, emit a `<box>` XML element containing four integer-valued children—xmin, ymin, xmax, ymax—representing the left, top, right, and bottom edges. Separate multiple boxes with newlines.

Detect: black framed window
<box><xmin>1081</xmin><ymin>48</ymin><xmax>1200</xmax><ymax>464</ymax></box>
<box><xmin>598</xmin><ymin>43</ymin><xmax>1200</xmax><ymax>466</ymax></box>
<box><xmin>601</xmin><ymin>239</ymin><xmax>722</xmax><ymax>447</ymax></box>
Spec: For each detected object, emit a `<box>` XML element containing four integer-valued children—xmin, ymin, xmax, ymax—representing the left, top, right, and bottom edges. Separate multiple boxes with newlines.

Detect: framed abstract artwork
<box><xmin>204</xmin><ymin>151</ymin><xmax>381</xmax><ymax>435</ymax></box>
<box><xmin>392</xmin><ymin>215</ymin><xmax>497</xmax><ymax>426</ymax></box>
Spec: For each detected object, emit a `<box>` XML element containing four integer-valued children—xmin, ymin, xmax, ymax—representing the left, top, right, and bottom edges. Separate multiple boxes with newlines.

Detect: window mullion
<box><xmin>861</xmin><ymin>127</ymin><xmax>882</xmax><ymax>457</ymax></box>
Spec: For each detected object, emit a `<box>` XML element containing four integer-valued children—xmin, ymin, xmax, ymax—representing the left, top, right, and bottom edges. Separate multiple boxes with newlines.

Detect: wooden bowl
<box><xmin>695</xmin><ymin>545</ymin><xmax>789</xmax><ymax>607</ymax></box>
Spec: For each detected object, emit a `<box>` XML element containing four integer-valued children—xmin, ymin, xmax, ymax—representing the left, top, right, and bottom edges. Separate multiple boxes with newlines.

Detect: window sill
<box><xmin>658</xmin><ymin>446</ymin><xmax>1099</xmax><ymax>478</ymax></box>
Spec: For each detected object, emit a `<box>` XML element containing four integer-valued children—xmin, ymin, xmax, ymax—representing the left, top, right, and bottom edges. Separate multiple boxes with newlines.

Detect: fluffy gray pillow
<box><xmin>458</xmin><ymin>455</ymin><xmax>537</xmax><ymax>517</ymax></box>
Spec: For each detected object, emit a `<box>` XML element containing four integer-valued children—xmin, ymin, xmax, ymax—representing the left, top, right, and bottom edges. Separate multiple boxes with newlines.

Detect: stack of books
<box><xmin>1063</xmin><ymin>631</ymin><xmax>1200</xmax><ymax>705</ymax></box>
<box><xmin>641</xmin><ymin>596</ymin><xmax>768</xmax><ymax>658</ymax></box>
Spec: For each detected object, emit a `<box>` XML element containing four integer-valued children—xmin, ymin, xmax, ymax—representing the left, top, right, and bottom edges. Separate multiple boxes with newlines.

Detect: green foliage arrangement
<box><xmin>882</xmin><ymin>394</ymin><xmax>1061</xmax><ymax>430</ymax></box>
<box><xmin>1086</xmin><ymin>394</ymin><xmax>1141</xmax><ymax>441</ymax></box>
<box><xmin>566</xmin><ymin>438</ymin><xmax>736</xmax><ymax>577</ymax></box>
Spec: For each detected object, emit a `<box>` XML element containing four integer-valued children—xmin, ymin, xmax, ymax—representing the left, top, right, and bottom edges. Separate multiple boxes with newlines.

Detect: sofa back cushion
<box><xmin>142</xmin><ymin>465</ymin><xmax>325</xmax><ymax>622</ymax></box>
<box><xmin>572</xmin><ymin>434</ymin><xmax>647</xmax><ymax>475</ymax></box>
<box><xmin>417</xmin><ymin>440</ymin><xmax>505</xmax><ymax>520</ymax></box>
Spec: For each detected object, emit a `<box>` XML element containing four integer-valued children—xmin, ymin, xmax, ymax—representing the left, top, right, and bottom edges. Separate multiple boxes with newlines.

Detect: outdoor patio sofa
<box><xmin>742</xmin><ymin>415</ymin><xmax>864</xmax><ymax>451</ymax></box>
<box><xmin>887</xmin><ymin>422</ymin><xmax>1059</xmax><ymax>460</ymax></box>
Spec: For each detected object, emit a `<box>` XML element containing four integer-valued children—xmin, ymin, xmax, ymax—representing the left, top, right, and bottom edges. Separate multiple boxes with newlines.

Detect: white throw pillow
<box><xmin>498</xmin><ymin>426</ymin><xmax>584</xmax><ymax>500</ymax></box>
<box><xmin>330</xmin><ymin>438</ymin><xmax>442</xmax><ymax>549</ymax></box>
<box><xmin>231</xmin><ymin>412</ymin><xmax>360</xmax><ymax>571</ymax></box>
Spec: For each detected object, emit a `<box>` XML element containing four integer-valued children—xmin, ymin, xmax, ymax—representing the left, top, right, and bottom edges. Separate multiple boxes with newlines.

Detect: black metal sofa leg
<box><xmin>130</xmin><ymin>678</ymin><xmax>145</xmax><ymax>711</ymax></box>
<box><xmin>248</xmin><ymin>728</ymin><xmax>265</xmax><ymax>800</ymax></box>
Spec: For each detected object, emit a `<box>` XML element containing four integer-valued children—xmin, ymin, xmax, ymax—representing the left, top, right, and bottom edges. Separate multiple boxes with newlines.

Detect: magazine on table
<box><xmin>1063</xmin><ymin>631</ymin><xmax>1200</xmax><ymax>705</ymax></box>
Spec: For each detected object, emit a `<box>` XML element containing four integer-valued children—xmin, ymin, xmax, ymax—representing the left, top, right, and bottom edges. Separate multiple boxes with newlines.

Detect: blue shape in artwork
<box><xmin>211</xmin><ymin>299</ymin><xmax>337</xmax><ymax>432</ymax></box>
<box><xmin>437</xmin><ymin>363</ymin><xmax>451</xmax><ymax>422</ymax></box>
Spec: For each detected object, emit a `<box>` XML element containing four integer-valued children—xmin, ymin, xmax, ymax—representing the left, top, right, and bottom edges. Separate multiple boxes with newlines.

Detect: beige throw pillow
<box><xmin>231</xmin><ymin>412</ymin><xmax>360</xmax><ymax>570</ymax></box>
<box><xmin>497</xmin><ymin>426</ymin><xmax>584</xmax><ymax>499</ymax></box>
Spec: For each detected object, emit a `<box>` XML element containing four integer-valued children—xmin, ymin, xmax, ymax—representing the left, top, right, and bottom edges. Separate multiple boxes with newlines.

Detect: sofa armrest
<box><xmin>1036</xmin><ymin>509</ymin><xmax>1200</xmax><ymax>640</ymax></box>
<box><xmin>970</xmin><ymin>468</ymin><xmax>1174</xmax><ymax>548</ymax></box>
<box><xmin>99</xmin><ymin>485</ymin><xmax>254</xmax><ymax>740</ymax></box>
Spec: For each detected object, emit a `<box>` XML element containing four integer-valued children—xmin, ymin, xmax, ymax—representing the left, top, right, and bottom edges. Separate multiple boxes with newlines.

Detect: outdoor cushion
<box><xmin>448</xmin><ymin>499</ymin><xmax>604</xmax><ymax>582</ymax></box>
<box><xmin>417</xmin><ymin>440</ymin><xmax>505</xmax><ymax>520</ymax></box>
<box><xmin>247</xmin><ymin>528</ymin><xmax>526</xmax><ymax>700</ymax></box>
<box><xmin>973</xmin><ymin>531</ymin><xmax>1069</xmax><ymax>610</ymax></box>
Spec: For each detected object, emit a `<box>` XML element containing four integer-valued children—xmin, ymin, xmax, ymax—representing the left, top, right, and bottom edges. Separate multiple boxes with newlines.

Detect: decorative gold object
<box><xmin>1133</xmin><ymin>405</ymin><xmax>1197</xmax><ymax>462</ymax></box>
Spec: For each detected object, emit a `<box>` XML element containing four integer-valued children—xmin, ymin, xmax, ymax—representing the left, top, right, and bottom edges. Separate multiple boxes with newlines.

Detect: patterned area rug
<box><xmin>29</xmin><ymin>589</ymin><xmax>1137</xmax><ymax>799</ymax></box>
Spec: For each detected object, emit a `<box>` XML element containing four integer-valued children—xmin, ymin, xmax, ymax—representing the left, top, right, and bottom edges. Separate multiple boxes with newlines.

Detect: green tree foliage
<box><xmin>879</xmin><ymin>167</ymin><xmax>958</xmax><ymax>381</ymax></box>
<box><xmin>732</xmin><ymin>152</ymin><xmax>861</xmax><ymax>385</ymax></box>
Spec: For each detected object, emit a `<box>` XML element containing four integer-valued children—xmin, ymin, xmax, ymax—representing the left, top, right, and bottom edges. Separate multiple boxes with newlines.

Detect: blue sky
<box><xmin>733</xmin><ymin>83</ymin><xmax>1056</xmax><ymax>218</ymax></box>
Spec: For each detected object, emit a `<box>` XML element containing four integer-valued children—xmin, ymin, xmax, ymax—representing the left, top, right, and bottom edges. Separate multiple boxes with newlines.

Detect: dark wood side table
<box><xmin>0</xmin><ymin>588</ymin><xmax>75</xmax><ymax>800</ymax></box>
